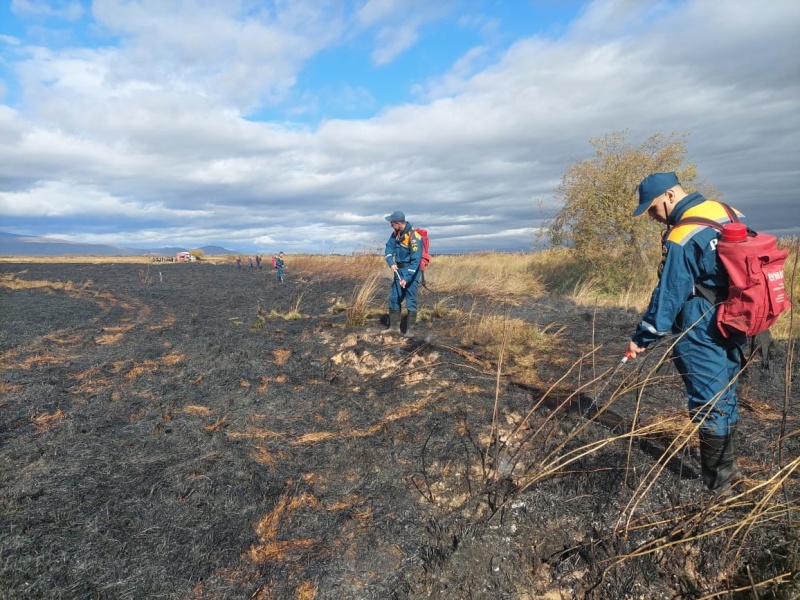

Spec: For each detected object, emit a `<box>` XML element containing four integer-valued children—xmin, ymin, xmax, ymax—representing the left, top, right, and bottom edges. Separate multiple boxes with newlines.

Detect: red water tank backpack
<box><xmin>414</xmin><ymin>228</ymin><xmax>432</xmax><ymax>271</ymax></box>
<box><xmin>678</xmin><ymin>202</ymin><xmax>791</xmax><ymax>338</ymax></box>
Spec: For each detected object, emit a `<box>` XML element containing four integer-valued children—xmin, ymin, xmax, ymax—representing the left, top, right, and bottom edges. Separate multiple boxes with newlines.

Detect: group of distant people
<box><xmin>235</xmin><ymin>252</ymin><xmax>285</xmax><ymax>282</ymax></box>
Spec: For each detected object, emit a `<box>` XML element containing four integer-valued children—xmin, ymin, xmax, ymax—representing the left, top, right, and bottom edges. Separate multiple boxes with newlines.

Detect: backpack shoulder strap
<box><xmin>676</xmin><ymin>216</ymin><xmax>723</xmax><ymax>230</ymax></box>
<box><xmin>716</xmin><ymin>202</ymin><xmax>740</xmax><ymax>224</ymax></box>
<box><xmin>675</xmin><ymin>201</ymin><xmax>740</xmax><ymax>230</ymax></box>
<box><xmin>402</xmin><ymin>228</ymin><xmax>420</xmax><ymax>246</ymax></box>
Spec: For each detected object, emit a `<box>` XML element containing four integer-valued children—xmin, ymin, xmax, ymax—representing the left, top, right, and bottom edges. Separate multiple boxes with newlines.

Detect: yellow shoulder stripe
<box><xmin>667</xmin><ymin>201</ymin><xmax>742</xmax><ymax>244</ymax></box>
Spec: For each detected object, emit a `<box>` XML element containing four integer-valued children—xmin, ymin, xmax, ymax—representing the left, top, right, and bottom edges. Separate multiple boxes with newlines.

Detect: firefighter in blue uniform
<box><xmin>276</xmin><ymin>252</ymin><xmax>285</xmax><ymax>282</ymax></box>
<box><xmin>384</xmin><ymin>210</ymin><xmax>423</xmax><ymax>337</ymax></box>
<box><xmin>626</xmin><ymin>172</ymin><xmax>747</xmax><ymax>494</ymax></box>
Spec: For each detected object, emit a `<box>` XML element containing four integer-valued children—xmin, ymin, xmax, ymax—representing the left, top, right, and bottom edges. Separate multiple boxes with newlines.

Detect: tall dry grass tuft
<box><xmin>346</xmin><ymin>269</ymin><xmax>383</xmax><ymax>327</ymax></box>
<box><xmin>440</xmin><ymin>304</ymin><xmax>562</xmax><ymax>385</ymax></box>
<box><xmin>268</xmin><ymin>293</ymin><xmax>308</xmax><ymax>320</ymax></box>
<box><xmin>459</xmin><ymin>310</ymin><xmax>556</xmax><ymax>352</ymax></box>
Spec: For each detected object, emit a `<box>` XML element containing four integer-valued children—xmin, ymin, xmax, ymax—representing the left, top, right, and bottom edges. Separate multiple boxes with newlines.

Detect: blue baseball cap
<box><xmin>385</xmin><ymin>210</ymin><xmax>405</xmax><ymax>222</ymax></box>
<box><xmin>633</xmin><ymin>172</ymin><xmax>679</xmax><ymax>216</ymax></box>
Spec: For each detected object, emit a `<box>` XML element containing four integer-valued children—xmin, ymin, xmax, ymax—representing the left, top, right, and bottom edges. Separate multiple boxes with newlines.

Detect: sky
<box><xmin>0</xmin><ymin>0</ymin><xmax>798</xmax><ymax>255</ymax></box>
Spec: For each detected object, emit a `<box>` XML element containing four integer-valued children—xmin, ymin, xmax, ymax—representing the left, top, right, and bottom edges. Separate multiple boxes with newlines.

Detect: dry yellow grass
<box><xmin>4</xmin><ymin>240</ymin><xmax>797</xmax><ymax>337</ymax></box>
<box><xmin>567</xmin><ymin>278</ymin><xmax>653</xmax><ymax>311</ymax></box>
<box><xmin>772</xmin><ymin>236</ymin><xmax>799</xmax><ymax>339</ymax></box>
<box><xmin>290</xmin><ymin>252</ymin><xmax>384</xmax><ymax>277</ymax></box>
<box><xmin>425</xmin><ymin>252</ymin><xmax>546</xmax><ymax>297</ymax></box>
<box><xmin>346</xmin><ymin>267</ymin><xmax>383</xmax><ymax>327</ymax></box>
<box><xmin>292</xmin><ymin>251</ymin><xmax>549</xmax><ymax>298</ymax></box>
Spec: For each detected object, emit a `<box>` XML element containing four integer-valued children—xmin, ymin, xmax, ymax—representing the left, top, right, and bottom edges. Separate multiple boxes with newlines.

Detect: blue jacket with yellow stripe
<box><xmin>632</xmin><ymin>192</ymin><xmax>745</xmax><ymax>347</ymax></box>
<box><xmin>385</xmin><ymin>223</ymin><xmax>423</xmax><ymax>281</ymax></box>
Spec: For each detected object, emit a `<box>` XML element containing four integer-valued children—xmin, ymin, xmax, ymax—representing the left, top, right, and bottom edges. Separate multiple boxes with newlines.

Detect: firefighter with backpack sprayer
<box><xmin>275</xmin><ymin>252</ymin><xmax>286</xmax><ymax>283</ymax></box>
<box><xmin>384</xmin><ymin>210</ymin><xmax>423</xmax><ymax>337</ymax></box>
<box><xmin>626</xmin><ymin>172</ymin><xmax>747</xmax><ymax>496</ymax></box>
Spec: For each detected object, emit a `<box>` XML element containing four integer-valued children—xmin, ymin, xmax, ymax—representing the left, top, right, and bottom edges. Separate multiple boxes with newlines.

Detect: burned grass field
<box><xmin>1</xmin><ymin>260</ymin><xmax>798</xmax><ymax>599</ymax></box>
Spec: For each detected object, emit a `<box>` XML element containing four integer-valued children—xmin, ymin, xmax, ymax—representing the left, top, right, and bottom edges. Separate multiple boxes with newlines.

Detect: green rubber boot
<box><xmin>403</xmin><ymin>311</ymin><xmax>417</xmax><ymax>338</ymax></box>
<box><xmin>387</xmin><ymin>310</ymin><xmax>401</xmax><ymax>334</ymax></box>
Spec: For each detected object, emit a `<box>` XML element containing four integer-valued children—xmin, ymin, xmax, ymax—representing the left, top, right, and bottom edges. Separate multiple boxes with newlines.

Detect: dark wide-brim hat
<box><xmin>385</xmin><ymin>210</ymin><xmax>406</xmax><ymax>222</ymax></box>
<box><xmin>633</xmin><ymin>172</ymin><xmax>679</xmax><ymax>216</ymax></box>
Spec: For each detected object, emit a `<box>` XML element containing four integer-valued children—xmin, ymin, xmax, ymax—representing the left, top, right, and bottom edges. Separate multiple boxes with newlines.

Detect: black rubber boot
<box><xmin>403</xmin><ymin>311</ymin><xmax>417</xmax><ymax>338</ymax></box>
<box><xmin>387</xmin><ymin>310</ymin><xmax>401</xmax><ymax>334</ymax></box>
<box><xmin>699</xmin><ymin>426</ymin><xmax>742</xmax><ymax>494</ymax></box>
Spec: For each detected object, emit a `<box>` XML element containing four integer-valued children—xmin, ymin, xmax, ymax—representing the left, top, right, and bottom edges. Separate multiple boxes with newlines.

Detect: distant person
<box><xmin>248</xmin><ymin>255</ymin><xmax>254</xmax><ymax>268</ymax></box>
<box><xmin>236</xmin><ymin>256</ymin><xmax>242</xmax><ymax>269</ymax></box>
<box><xmin>256</xmin><ymin>255</ymin><xmax>262</xmax><ymax>269</ymax></box>
<box><xmin>276</xmin><ymin>252</ymin><xmax>285</xmax><ymax>283</ymax></box>
<box><xmin>384</xmin><ymin>210</ymin><xmax>423</xmax><ymax>337</ymax></box>
<box><xmin>626</xmin><ymin>172</ymin><xmax>747</xmax><ymax>495</ymax></box>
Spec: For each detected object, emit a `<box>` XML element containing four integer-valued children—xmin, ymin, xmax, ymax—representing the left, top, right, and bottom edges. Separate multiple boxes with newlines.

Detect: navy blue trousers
<box><xmin>674</xmin><ymin>297</ymin><xmax>743</xmax><ymax>436</ymax></box>
<box><xmin>389</xmin><ymin>276</ymin><xmax>419</xmax><ymax>312</ymax></box>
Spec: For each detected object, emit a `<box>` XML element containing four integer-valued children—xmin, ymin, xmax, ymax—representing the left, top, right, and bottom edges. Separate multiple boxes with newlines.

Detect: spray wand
<box><xmin>587</xmin><ymin>350</ymin><xmax>635</xmax><ymax>413</ymax></box>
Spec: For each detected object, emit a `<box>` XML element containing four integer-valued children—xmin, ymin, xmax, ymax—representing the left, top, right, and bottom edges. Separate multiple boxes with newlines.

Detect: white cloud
<box><xmin>89</xmin><ymin>0</ymin><xmax>347</xmax><ymax>110</ymax></box>
<box><xmin>371</xmin><ymin>21</ymin><xmax>421</xmax><ymax>66</ymax></box>
<box><xmin>0</xmin><ymin>35</ymin><xmax>22</xmax><ymax>46</ymax></box>
<box><xmin>357</xmin><ymin>0</ymin><xmax>450</xmax><ymax>65</ymax></box>
<box><xmin>0</xmin><ymin>180</ymin><xmax>211</xmax><ymax>219</ymax></box>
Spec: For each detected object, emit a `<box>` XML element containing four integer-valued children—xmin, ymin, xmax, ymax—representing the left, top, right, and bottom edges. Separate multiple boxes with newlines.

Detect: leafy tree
<box><xmin>546</xmin><ymin>131</ymin><xmax>713</xmax><ymax>292</ymax></box>
<box><xmin>189</xmin><ymin>249</ymin><xmax>204</xmax><ymax>260</ymax></box>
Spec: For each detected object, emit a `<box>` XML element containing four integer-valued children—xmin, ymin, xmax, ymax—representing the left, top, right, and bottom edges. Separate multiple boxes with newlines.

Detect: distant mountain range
<box><xmin>0</xmin><ymin>231</ymin><xmax>238</xmax><ymax>257</ymax></box>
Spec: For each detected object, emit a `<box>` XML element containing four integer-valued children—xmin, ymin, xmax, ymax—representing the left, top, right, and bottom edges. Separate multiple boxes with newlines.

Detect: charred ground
<box><xmin>0</xmin><ymin>261</ymin><xmax>797</xmax><ymax>599</ymax></box>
